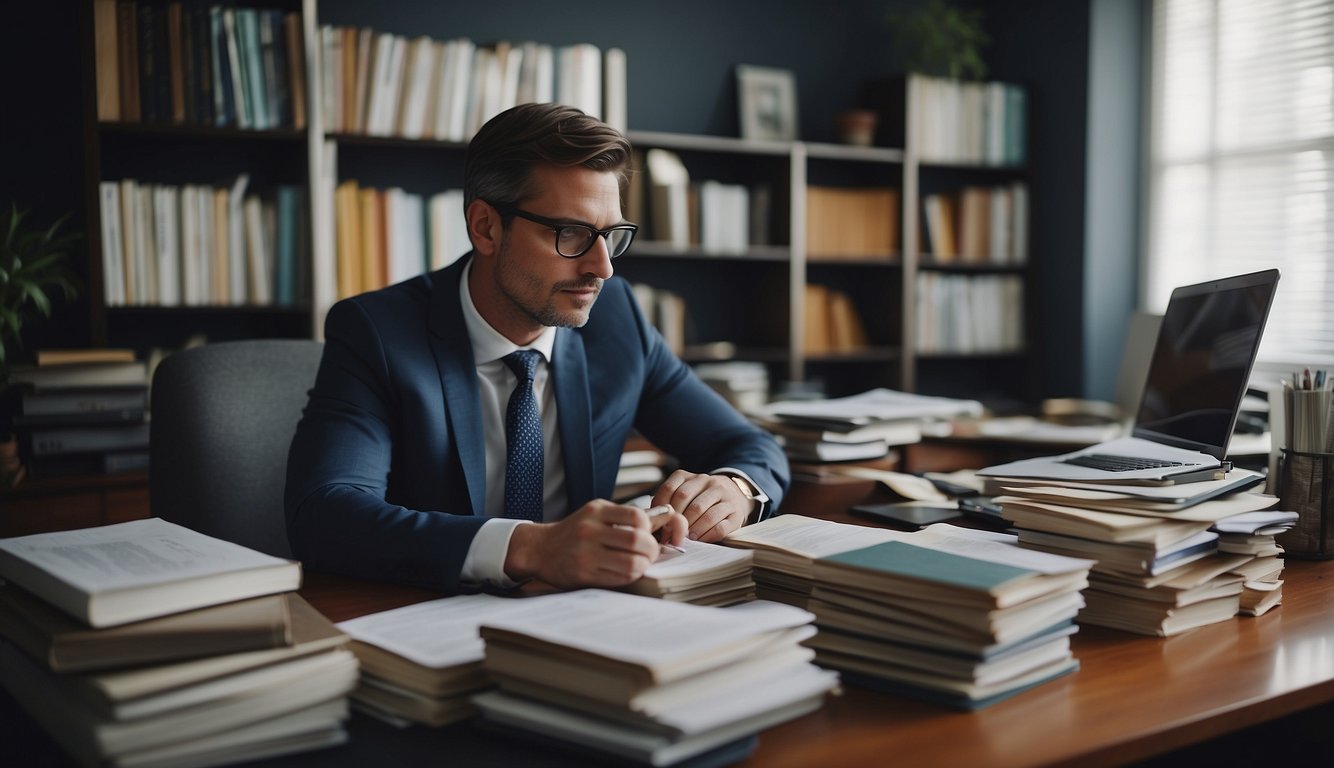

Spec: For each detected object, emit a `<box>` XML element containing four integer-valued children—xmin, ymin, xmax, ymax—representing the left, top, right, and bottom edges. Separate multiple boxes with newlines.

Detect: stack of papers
<box><xmin>473</xmin><ymin>590</ymin><xmax>837</xmax><ymax>766</ymax></box>
<box><xmin>623</xmin><ymin>539</ymin><xmax>756</xmax><ymax>606</ymax></box>
<box><xmin>722</xmin><ymin>514</ymin><xmax>902</xmax><ymax>606</ymax></box>
<box><xmin>749</xmin><ymin>388</ymin><xmax>984</xmax><ymax>463</ymax></box>
<box><xmin>1212</xmin><ymin>510</ymin><xmax>1297</xmax><ymax>616</ymax></box>
<box><xmin>335</xmin><ymin>594</ymin><xmax>532</xmax><ymax>727</ymax></box>
<box><xmin>0</xmin><ymin>519</ymin><xmax>355</xmax><ymax>767</ymax></box>
<box><xmin>992</xmin><ymin>469</ymin><xmax>1286</xmax><ymax>635</ymax></box>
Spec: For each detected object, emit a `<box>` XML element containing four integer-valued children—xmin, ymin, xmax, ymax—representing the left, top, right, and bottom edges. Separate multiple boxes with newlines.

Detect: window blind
<box><xmin>1147</xmin><ymin>0</ymin><xmax>1334</xmax><ymax>368</ymax></box>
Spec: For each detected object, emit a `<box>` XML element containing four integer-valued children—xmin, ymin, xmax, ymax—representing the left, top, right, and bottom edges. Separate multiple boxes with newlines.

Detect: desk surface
<box><xmin>300</xmin><ymin>553</ymin><xmax>1334</xmax><ymax>768</ymax></box>
<box><xmin>4</xmin><ymin>499</ymin><xmax>1332</xmax><ymax>768</ymax></box>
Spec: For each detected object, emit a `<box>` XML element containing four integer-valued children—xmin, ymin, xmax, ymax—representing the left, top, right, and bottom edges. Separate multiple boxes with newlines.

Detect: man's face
<box><xmin>474</xmin><ymin>165</ymin><xmax>623</xmax><ymax>344</ymax></box>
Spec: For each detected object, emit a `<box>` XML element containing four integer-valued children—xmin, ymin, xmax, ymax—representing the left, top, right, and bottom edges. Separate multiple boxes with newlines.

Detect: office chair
<box><xmin>149</xmin><ymin>339</ymin><xmax>323</xmax><ymax>558</ymax></box>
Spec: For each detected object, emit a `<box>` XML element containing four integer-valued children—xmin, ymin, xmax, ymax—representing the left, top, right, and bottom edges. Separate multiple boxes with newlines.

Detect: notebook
<box><xmin>978</xmin><ymin>269</ymin><xmax>1280</xmax><ymax>482</ymax></box>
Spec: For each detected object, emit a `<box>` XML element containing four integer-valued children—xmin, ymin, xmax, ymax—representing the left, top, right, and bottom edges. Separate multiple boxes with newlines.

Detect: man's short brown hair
<box><xmin>463</xmin><ymin>103</ymin><xmax>632</xmax><ymax>210</ymax></box>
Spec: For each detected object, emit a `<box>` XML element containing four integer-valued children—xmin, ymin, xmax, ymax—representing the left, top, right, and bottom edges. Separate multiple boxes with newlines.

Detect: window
<box><xmin>1146</xmin><ymin>0</ymin><xmax>1334</xmax><ymax>369</ymax></box>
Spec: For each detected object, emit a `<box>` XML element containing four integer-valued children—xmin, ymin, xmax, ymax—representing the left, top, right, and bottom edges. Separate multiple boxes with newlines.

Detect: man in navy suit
<box><xmin>285</xmin><ymin>103</ymin><xmax>788</xmax><ymax>594</ymax></box>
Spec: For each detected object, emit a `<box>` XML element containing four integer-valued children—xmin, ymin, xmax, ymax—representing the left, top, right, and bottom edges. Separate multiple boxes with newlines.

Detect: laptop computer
<box><xmin>978</xmin><ymin>268</ymin><xmax>1280</xmax><ymax>482</ymax></box>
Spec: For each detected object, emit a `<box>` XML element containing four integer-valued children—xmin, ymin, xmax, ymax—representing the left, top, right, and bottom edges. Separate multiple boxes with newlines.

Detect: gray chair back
<box><xmin>150</xmin><ymin>339</ymin><xmax>323</xmax><ymax>558</ymax></box>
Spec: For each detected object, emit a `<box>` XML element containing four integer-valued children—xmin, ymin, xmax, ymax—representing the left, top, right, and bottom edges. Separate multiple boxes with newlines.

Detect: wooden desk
<box><xmin>298</xmin><ymin>558</ymin><xmax>1334</xmax><ymax>768</ymax></box>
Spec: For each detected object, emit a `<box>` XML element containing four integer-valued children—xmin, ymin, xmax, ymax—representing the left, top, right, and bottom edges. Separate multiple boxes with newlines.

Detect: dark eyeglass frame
<box><xmin>487</xmin><ymin>201</ymin><xmax>638</xmax><ymax>259</ymax></box>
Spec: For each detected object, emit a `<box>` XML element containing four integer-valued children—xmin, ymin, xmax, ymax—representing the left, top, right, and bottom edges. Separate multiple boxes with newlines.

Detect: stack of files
<box><xmin>8</xmin><ymin>352</ymin><xmax>151</xmax><ymax>478</ymax></box>
<box><xmin>748</xmin><ymin>388</ymin><xmax>984</xmax><ymax>464</ymax></box>
<box><xmin>621</xmin><ymin>539</ymin><xmax>756</xmax><ymax>606</ymax></box>
<box><xmin>803</xmin><ymin>524</ymin><xmax>1092</xmax><ymax>710</ymax></box>
<box><xmin>472</xmin><ymin>589</ymin><xmax>838</xmax><ymax>767</ymax></box>
<box><xmin>335</xmin><ymin>594</ymin><xmax>535</xmax><ymax>727</ymax></box>
<box><xmin>0</xmin><ymin>518</ymin><xmax>356</xmax><ymax>768</ymax></box>
<box><xmin>992</xmin><ymin>469</ymin><xmax>1282</xmax><ymax>635</ymax></box>
<box><xmin>1212</xmin><ymin>510</ymin><xmax>1298</xmax><ymax>616</ymax></box>
<box><xmin>722</xmin><ymin>514</ymin><xmax>903</xmax><ymax>606</ymax></box>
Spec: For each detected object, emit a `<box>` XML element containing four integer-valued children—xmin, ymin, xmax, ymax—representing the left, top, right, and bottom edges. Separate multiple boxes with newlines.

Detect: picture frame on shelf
<box><xmin>736</xmin><ymin>65</ymin><xmax>798</xmax><ymax>142</ymax></box>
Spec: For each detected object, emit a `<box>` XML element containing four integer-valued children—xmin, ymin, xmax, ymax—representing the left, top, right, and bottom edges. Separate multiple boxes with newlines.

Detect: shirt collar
<box><xmin>460</xmin><ymin>259</ymin><xmax>557</xmax><ymax>365</ymax></box>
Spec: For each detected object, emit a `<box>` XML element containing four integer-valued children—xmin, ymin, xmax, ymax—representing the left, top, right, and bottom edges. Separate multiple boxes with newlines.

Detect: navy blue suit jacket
<box><xmin>285</xmin><ymin>257</ymin><xmax>789</xmax><ymax>593</ymax></box>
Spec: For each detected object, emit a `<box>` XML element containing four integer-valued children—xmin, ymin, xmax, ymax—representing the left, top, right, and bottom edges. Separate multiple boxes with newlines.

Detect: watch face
<box><xmin>730</xmin><ymin>475</ymin><xmax>756</xmax><ymax>499</ymax></box>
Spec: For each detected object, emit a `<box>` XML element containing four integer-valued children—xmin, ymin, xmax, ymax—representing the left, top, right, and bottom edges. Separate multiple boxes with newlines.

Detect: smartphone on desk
<box><xmin>957</xmin><ymin>496</ymin><xmax>1009</xmax><ymax>529</ymax></box>
<box><xmin>850</xmin><ymin>501</ymin><xmax>964</xmax><ymax>530</ymax></box>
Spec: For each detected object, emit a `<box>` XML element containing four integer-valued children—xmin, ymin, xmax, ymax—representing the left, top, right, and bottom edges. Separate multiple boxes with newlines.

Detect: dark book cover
<box><xmin>265</xmin><ymin>10</ymin><xmax>292</xmax><ymax>128</ymax></box>
<box><xmin>209</xmin><ymin>6</ymin><xmax>235</xmax><ymax>126</ymax></box>
<box><xmin>135</xmin><ymin>3</ymin><xmax>167</xmax><ymax>123</ymax></box>
<box><xmin>116</xmin><ymin>0</ymin><xmax>140</xmax><ymax>121</ymax></box>
<box><xmin>190</xmin><ymin>4</ymin><xmax>214</xmax><ymax>126</ymax></box>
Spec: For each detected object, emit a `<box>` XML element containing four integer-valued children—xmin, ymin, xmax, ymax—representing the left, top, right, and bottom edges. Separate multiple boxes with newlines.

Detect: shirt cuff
<box><xmin>460</xmin><ymin>518</ymin><xmax>531</xmax><ymax>589</ymax></box>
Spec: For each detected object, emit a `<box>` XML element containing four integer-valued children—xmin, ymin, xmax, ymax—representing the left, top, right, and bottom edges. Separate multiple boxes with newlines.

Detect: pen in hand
<box><xmin>646</xmin><ymin>504</ymin><xmax>687</xmax><ymax>554</ymax></box>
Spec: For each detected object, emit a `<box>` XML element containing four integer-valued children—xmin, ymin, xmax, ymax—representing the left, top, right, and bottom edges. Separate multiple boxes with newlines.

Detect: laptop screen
<box><xmin>1131</xmin><ymin>269</ymin><xmax>1280</xmax><ymax>458</ymax></box>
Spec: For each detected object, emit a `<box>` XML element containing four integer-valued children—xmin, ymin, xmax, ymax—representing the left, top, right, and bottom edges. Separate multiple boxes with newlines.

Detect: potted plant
<box><xmin>886</xmin><ymin>0</ymin><xmax>989</xmax><ymax>80</ymax></box>
<box><xmin>0</xmin><ymin>203</ymin><xmax>81</xmax><ymax>483</ymax></box>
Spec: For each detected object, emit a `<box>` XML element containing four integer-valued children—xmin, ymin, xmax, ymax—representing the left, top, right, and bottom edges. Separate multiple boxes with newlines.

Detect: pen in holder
<box><xmin>1274</xmin><ymin>449</ymin><xmax>1334</xmax><ymax>559</ymax></box>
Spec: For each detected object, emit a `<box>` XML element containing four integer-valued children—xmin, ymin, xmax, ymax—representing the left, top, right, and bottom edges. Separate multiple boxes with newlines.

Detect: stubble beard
<box><xmin>496</xmin><ymin>237</ymin><xmax>603</xmax><ymax>329</ymax></box>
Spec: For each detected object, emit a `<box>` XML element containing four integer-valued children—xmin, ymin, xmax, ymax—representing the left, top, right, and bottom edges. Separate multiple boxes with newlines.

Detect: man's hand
<box><xmin>503</xmin><ymin>500</ymin><xmax>687</xmax><ymax>589</ymax></box>
<box><xmin>652</xmin><ymin>470</ymin><xmax>754</xmax><ymax>543</ymax></box>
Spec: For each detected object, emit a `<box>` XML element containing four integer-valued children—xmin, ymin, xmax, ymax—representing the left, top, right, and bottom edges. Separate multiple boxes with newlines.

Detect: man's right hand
<box><xmin>502</xmin><ymin>500</ymin><xmax>687</xmax><ymax>589</ymax></box>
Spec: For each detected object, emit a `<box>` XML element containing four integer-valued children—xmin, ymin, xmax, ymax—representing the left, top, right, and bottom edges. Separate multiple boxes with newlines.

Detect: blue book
<box><xmin>236</xmin><ymin>8</ymin><xmax>267</xmax><ymax>129</ymax></box>
<box><xmin>816</xmin><ymin>540</ymin><xmax>1078</xmax><ymax>609</ymax></box>
<box><xmin>273</xmin><ymin>185</ymin><xmax>299</xmax><ymax>305</ymax></box>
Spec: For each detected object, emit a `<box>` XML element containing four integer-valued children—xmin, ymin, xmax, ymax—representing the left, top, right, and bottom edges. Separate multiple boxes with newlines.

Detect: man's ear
<box><xmin>466</xmin><ymin>199</ymin><xmax>502</xmax><ymax>258</ymax></box>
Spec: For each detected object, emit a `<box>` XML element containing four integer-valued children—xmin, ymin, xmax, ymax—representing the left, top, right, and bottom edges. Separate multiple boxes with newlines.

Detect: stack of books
<box><xmin>472</xmin><ymin>589</ymin><xmax>838</xmax><ymax>766</ymax></box>
<box><xmin>749</xmin><ymin>388</ymin><xmax>984</xmax><ymax>464</ymax></box>
<box><xmin>0</xmin><ymin>518</ymin><xmax>357</xmax><ymax>767</ymax></box>
<box><xmin>991</xmin><ymin>469</ymin><xmax>1284</xmax><ymax>635</ymax></box>
<box><xmin>725</xmin><ymin>516</ymin><xmax>1091</xmax><ymax>710</ymax></box>
<box><xmin>335</xmin><ymin>594</ymin><xmax>533</xmax><ymax>728</ymax></box>
<box><xmin>9</xmin><ymin>350</ymin><xmax>150</xmax><ymax>478</ymax></box>
<box><xmin>1212</xmin><ymin>509</ymin><xmax>1297</xmax><ymax>616</ymax></box>
<box><xmin>336</xmin><ymin>540</ymin><xmax>758</xmax><ymax>731</ymax></box>
<box><xmin>621</xmin><ymin>539</ymin><xmax>756</xmax><ymax>606</ymax></box>
<box><xmin>722</xmin><ymin>514</ymin><xmax>903</xmax><ymax>606</ymax></box>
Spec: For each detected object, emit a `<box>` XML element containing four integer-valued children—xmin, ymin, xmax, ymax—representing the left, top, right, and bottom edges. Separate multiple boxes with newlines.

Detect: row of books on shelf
<box><xmin>630</xmin><ymin>282</ymin><xmax>690</xmax><ymax>357</ymax></box>
<box><xmin>332</xmin><ymin>182</ymin><xmax>471</xmax><ymax>301</ymax></box>
<box><xmin>922</xmin><ymin>182</ymin><xmax>1029</xmax><ymax>265</ymax></box>
<box><xmin>630</xmin><ymin>148</ymin><xmax>773</xmax><ymax>254</ymax></box>
<box><xmin>320</xmin><ymin>26</ymin><xmax>626</xmax><ymax>141</ymax></box>
<box><xmin>93</xmin><ymin>0</ymin><xmax>308</xmax><ymax>131</ymax></box>
<box><xmin>906</xmin><ymin>74</ymin><xmax>1027</xmax><ymax>166</ymax></box>
<box><xmin>8</xmin><ymin>353</ymin><xmax>154</xmax><ymax>480</ymax></box>
<box><xmin>98</xmin><ymin>176</ymin><xmax>308</xmax><ymax>308</ymax></box>
<box><xmin>915</xmin><ymin>272</ymin><xmax>1025</xmax><ymax>355</ymax></box>
<box><xmin>803</xmin><ymin>284</ymin><xmax>870</xmax><ymax>356</ymax></box>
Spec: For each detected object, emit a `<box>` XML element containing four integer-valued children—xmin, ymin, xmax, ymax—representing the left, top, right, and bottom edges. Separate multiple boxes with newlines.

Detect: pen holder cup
<box><xmin>1274</xmin><ymin>449</ymin><xmax>1334</xmax><ymax>559</ymax></box>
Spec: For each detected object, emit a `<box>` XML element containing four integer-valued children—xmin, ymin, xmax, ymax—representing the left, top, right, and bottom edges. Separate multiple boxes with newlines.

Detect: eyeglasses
<box><xmin>488</xmin><ymin>201</ymin><xmax>638</xmax><ymax>259</ymax></box>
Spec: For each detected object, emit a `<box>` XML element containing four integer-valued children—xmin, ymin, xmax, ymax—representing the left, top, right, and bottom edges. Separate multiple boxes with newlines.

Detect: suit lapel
<box><xmin>553</xmin><ymin>327</ymin><xmax>595</xmax><ymax>511</ymax></box>
<box><xmin>428</xmin><ymin>259</ymin><xmax>486</xmax><ymax>517</ymax></box>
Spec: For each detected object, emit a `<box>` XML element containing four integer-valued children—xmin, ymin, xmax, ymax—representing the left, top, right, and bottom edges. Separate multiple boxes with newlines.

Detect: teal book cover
<box><xmin>820</xmin><ymin>541</ymin><xmax>1033</xmax><ymax>594</ymax></box>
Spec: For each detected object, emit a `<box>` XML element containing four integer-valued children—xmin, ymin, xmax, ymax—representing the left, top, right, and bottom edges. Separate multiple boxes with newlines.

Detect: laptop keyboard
<box><xmin>1061</xmin><ymin>454</ymin><xmax>1187</xmax><ymax>472</ymax></box>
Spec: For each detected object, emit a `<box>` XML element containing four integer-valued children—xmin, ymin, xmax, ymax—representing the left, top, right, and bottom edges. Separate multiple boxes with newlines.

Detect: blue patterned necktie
<box><xmin>502</xmin><ymin>350</ymin><xmax>544</xmax><ymax>521</ymax></box>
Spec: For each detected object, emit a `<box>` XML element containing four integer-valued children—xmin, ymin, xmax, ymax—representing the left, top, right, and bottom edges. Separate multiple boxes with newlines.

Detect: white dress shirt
<box><xmin>457</xmin><ymin>260</ymin><xmax>563</xmax><ymax>587</ymax></box>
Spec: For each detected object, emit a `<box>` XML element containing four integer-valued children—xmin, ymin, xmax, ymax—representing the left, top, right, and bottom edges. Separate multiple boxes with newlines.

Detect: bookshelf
<box><xmin>75</xmin><ymin>1</ymin><xmax>1035</xmax><ymax>406</ymax></box>
<box><xmin>80</xmin><ymin>0</ymin><xmax>319</xmax><ymax>352</ymax></box>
